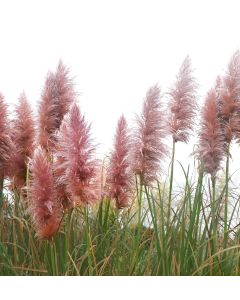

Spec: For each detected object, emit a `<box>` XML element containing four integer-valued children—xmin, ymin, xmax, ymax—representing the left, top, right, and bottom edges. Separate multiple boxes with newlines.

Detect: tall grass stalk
<box><xmin>224</xmin><ymin>145</ymin><xmax>230</xmax><ymax>248</ymax></box>
<box><xmin>168</xmin><ymin>139</ymin><xmax>175</xmax><ymax>227</ymax></box>
<box><xmin>0</xmin><ymin>178</ymin><xmax>3</xmax><ymax>211</ymax></box>
<box><xmin>210</xmin><ymin>175</ymin><xmax>217</xmax><ymax>254</ymax></box>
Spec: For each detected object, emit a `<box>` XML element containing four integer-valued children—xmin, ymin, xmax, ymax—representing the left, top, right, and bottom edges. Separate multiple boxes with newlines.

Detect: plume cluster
<box><xmin>2</xmin><ymin>52</ymin><xmax>239</xmax><ymax>240</ymax></box>
<box><xmin>218</xmin><ymin>50</ymin><xmax>240</xmax><ymax>144</ymax></box>
<box><xmin>38</xmin><ymin>61</ymin><xmax>75</xmax><ymax>150</ymax></box>
<box><xmin>54</xmin><ymin>103</ymin><xmax>99</xmax><ymax>207</ymax></box>
<box><xmin>197</xmin><ymin>88</ymin><xmax>225</xmax><ymax>178</ymax></box>
<box><xmin>106</xmin><ymin>115</ymin><xmax>133</xmax><ymax>208</ymax></box>
<box><xmin>29</xmin><ymin>146</ymin><xmax>62</xmax><ymax>240</ymax></box>
<box><xmin>9</xmin><ymin>93</ymin><xmax>35</xmax><ymax>188</ymax></box>
<box><xmin>131</xmin><ymin>85</ymin><xmax>167</xmax><ymax>185</ymax></box>
<box><xmin>0</xmin><ymin>93</ymin><xmax>12</xmax><ymax>179</ymax></box>
<box><xmin>168</xmin><ymin>56</ymin><xmax>198</xmax><ymax>143</ymax></box>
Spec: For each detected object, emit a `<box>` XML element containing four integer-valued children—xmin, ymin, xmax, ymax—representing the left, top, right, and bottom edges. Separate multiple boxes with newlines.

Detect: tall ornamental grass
<box><xmin>1</xmin><ymin>51</ymin><xmax>240</xmax><ymax>275</ymax></box>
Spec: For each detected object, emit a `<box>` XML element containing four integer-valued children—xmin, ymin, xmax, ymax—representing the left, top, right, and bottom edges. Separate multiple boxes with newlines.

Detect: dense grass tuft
<box><xmin>1</xmin><ymin>164</ymin><xmax>240</xmax><ymax>276</ymax></box>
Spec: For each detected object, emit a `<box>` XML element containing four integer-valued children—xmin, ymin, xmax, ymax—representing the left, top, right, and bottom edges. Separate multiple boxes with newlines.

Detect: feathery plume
<box><xmin>38</xmin><ymin>61</ymin><xmax>75</xmax><ymax>150</ymax></box>
<box><xmin>0</xmin><ymin>93</ymin><xmax>12</xmax><ymax>180</ymax></box>
<box><xmin>197</xmin><ymin>88</ymin><xmax>225</xmax><ymax>178</ymax></box>
<box><xmin>106</xmin><ymin>115</ymin><xmax>133</xmax><ymax>209</ymax></box>
<box><xmin>54</xmin><ymin>60</ymin><xmax>76</xmax><ymax>128</ymax></box>
<box><xmin>218</xmin><ymin>50</ymin><xmax>240</xmax><ymax>144</ymax></box>
<box><xmin>29</xmin><ymin>146</ymin><xmax>62</xmax><ymax>239</ymax></box>
<box><xmin>131</xmin><ymin>84</ymin><xmax>167</xmax><ymax>185</ymax></box>
<box><xmin>168</xmin><ymin>56</ymin><xmax>198</xmax><ymax>143</ymax></box>
<box><xmin>54</xmin><ymin>103</ymin><xmax>99</xmax><ymax>207</ymax></box>
<box><xmin>38</xmin><ymin>71</ymin><xmax>57</xmax><ymax>149</ymax></box>
<box><xmin>10</xmin><ymin>93</ymin><xmax>35</xmax><ymax>188</ymax></box>
<box><xmin>53</xmin><ymin>155</ymin><xmax>71</xmax><ymax>210</ymax></box>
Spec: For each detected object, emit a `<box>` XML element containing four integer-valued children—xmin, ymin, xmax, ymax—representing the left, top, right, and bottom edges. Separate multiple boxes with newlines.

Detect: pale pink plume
<box><xmin>9</xmin><ymin>93</ymin><xmax>35</xmax><ymax>188</ymax></box>
<box><xmin>168</xmin><ymin>56</ymin><xmax>198</xmax><ymax>143</ymax></box>
<box><xmin>29</xmin><ymin>146</ymin><xmax>62</xmax><ymax>239</ymax></box>
<box><xmin>54</xmin><ymin>60</ymin><xmax>76</xmax><ymax>128</ymax></box>
<box><xmin>38</xmin><ymin>71</ymin><xmax>57</xmax><ymax>150</ymax></box>
<box><xmin>218</xmin><ymin>50</ymin><xmax>240</xmax><ymax>143</ymax></box>
<box><xmin>106</xmin><ymin>115</ymin><xmax>133</xmax><ymax>209</ymax></box>
<box><xmin>38</xmin><ymin>61</ymin><xmax>75</xmax><ymax>150</ymax></box>
<box><xmin>53</xmin><ymin>155</ymin><xmax>71</xmax><ymax>210</ymax></box>
<box><xmin>0</xmin><ymin>93</ymin><xmax>13</xmax><ymax>179</ymax></box>
<box><xmin>131</xmin><ymin>84</ymin><xmax>167</xmax><ymax>185</ymax></box>
<box><xmin>54</xmin><ymin>103</ymin><xmax>99</xmax><ymax>207</ymax></box>
<box><xmin>197</xmin><ymin>88</ymin><xmax>225</xmax><ymax>178</ymax></box>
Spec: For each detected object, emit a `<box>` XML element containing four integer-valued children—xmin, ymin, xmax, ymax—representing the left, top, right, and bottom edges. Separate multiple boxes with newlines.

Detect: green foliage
<box><xmin>1</xmin><ymin>165</ymin><xmax>240</xmax><ymax>276</ymax></box>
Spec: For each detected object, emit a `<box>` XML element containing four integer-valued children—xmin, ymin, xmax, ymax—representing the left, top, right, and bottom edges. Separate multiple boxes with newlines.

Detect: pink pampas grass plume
<box><xmin>218</xmin><ymin>50</ymin><xmax>240</xmax><ymax>144</ymax></box>
<box><xmin>38</xmin><ymin>61</ymin><xmax>75</xmax><ymax>150</ymax></box>
<box><xmin>54</xmin><ymin>60</ymin><xmax>75</xmax><ymax>128</ymax></box>
<box><xmin>106</xmin><ymin>115</ymin><xmax>133</xmax><ymax>209</ymax></box>
<box><xmin>131</xmin><ymin>84</ymin><xmax>167</xmax><ymax>185</ymax></box>
<box><xmin>0</xmin><ymin>93</ymin><xmax>13</xmax><ymax>179</ymax></box>
<box><xmin>10</xmin><ymin>93</ymin><xmax>35</xmax><ymax>188</ymax></box>
<box><xmin>38</xmin><ymin>71</ymin><xmax>56</xmax><ymax>150</ymax></box>
<box><xmin>54</xmin><ymin>103</ymin><xmax>99</xmax><ymax>207</ymax></box>
<box><xmin>168</xmin><ymin>56</ymin><xmax>198</xmax><ymax>143</ymax></box>
<box><xmin>29</xmin><ymin>146</ymin><xmax>62</xmax><ymax>239</ymax></box>
<box><xmin>53</xmin><ymin>155</ymin><xmax>71</xmax><ymax>210</ymax></box>
<box><xmin>197</xmin><ymin>88</ymin><xmax>225</xmax><ymax>178</ymax></box>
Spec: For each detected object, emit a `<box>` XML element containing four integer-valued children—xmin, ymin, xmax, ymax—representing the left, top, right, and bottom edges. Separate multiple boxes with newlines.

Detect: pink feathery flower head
<box><xmin>131</xmin><ymin>84</ymin><xmax>167</xmax><ymax>185</ymax></box>
<box><xmin>38</xmin><ymin>61</ymin><xmax>75</xmax><ymax>150</ymax></box>
<box><xmin>215</xmin><ymin>75</ymin><xmax>222</xmax><ymax>96</ymax></box>
<box><xmin>54</xmin><ymin>103</ymin><xmax>99</xmax><ymax>207</ymax></box>
<box><xmin>38</xmin><ymin>71</ymin><xmax>57</xmax><ymax>150</ymax></box>
<box><xmin>197</xmin><ymin>88</ymin><xmax>225</xmax><ymax>178</ymax></box>
<box><xmin>10</xmin><ymin>92</ymin><xmax>35</xmax><ymax>188</ymax></box>
<box><xmin>54</xmin><ymin>60</ymin><xmax>76</xmax><ymax>128</ymax></box>
<box><xmin>218</xmin><ymin>50</ymin><xmax>240</xmax><ymax>144</ymax></box>
<box><xmin>168</xmin><ymin>56</ymin><xmax>198</xmax><ymax>143</ymax></box>
<box><xmin>29</xmin><ymin>146</ymin><xmax>62</xmax><ymax>240</ymax></box>
<box><xmin>106</xmin><ymin>115</ymin><xmax>133</xmax><ymax>209</ymax></box>
<box><xmin>53</xmin><ymin>153</ymin><xmax>72</xmax><ymax>210</ymax></box>
<box><xmin>0</xmin><ymin>93</ymin><xmax>13</xmax><ymax>179</ymax></box>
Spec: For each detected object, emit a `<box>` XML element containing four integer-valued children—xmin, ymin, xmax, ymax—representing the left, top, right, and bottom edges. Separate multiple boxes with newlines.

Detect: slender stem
<box><xmin>0</xmin><ymin>177</ymin><xmax>3</xmax><ymax>211</ymax></box>
<box><xmin>137</xmin><ymin>176</ymin><xmax>143</xmax><ymax>229</ymax></box>
<box><xmin>129</xmin><ymin>177</ymin><xmax>143</xmax><ymax>275</ymax></box>
<box><xmin>84</xmin><ymin>206</ymin><xmax>94</xmax><ymax>275</ymax></box>
<box><xmin>135</xmin><ymin>177</ymin><xmax>143</xmax><ymax>249</ymax></box>
<box><xmin>144</xmin><ymin>185</ymin><xmax>161</xmax><ymax>261</ymax></box>
<box><xmin>168</xmin><ymin>139</ymin><xmax>176</xmax><ymax>226</ymax></box>
<box><xmin>224</xmin><ymin>144</ymin><xmax>230</xmax><ymax>249</ymax></box>
<box><xmin>50</xmin><ymin>241</ymin><xmax>57</xmax><ymax>276</ymax></box>
<box><xmin>211</xmin><ymin>175</ymin><xmax>216</xmax><ymax>253</ymax></box>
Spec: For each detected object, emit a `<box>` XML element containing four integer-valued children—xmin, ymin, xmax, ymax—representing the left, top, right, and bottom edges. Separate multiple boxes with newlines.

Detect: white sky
<box><xmin>1</xmin><ymin>0</ymin><xmax>240</xmax><ymax>184</ymax></box>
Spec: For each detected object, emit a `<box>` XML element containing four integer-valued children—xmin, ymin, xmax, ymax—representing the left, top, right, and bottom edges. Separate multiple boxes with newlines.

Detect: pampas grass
<box><xmin>9</xmin><ymin>92</ymin><xmax>35</xmax><ymax>189</ymax></box>
<box><xmin>197</xmin><ymin>88</ymin><xmax>225</xmax><ymax>178</ymax></box>
<box><xmin>54</xmin><ymin>103</ymin><xmax>99</xmax><ymax>207</ymax></box>
<box><xmin>0</xmin><ymin>93</ymin><xmax>12</xmax><ymax>180</ymax></box>
<box><xmin>29</xmin><ymin>146</ymin><xmax>62</xmax><ymax>240</ymax></box>
<box><xmin>38</xmin><ymin>61</ymin><xmax>75</xmax><ymax>150</ymax></box>
<box><xmin>168</xmin><ymin>56</ymin><xmax>198</xmax><ymax>143</ymax></box>
<box><xmin>167</xmin><ymin>57</ymin><xmax>198</xmax><ymax>217</ymax></box>
<box><xmin>106</xmin><ymin>115</ymin><xmax>133</xmax><ymax>209</ymax></box>
<box><xmin>2</xmin><ymin>51</ymin><xmax>240</xmax><ymax>275</ymax></box>
<box><xmin>131</xmin><ymin>84</ymin><xmax>167</xmax><ymax>186</ymax></box>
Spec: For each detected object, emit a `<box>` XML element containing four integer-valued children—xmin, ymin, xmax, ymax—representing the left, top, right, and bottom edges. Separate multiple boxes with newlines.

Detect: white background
<box><xmin>1</xmin><ymin>276</ymin><xmax>240</xmax><ymax>299</ymax></box>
